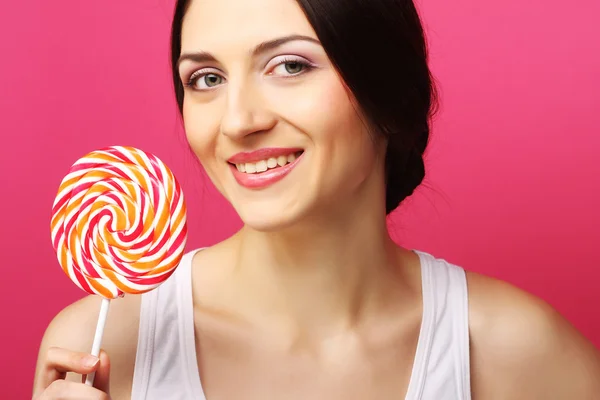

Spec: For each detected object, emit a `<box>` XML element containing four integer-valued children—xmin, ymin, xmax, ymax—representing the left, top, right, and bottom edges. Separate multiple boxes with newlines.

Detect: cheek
<box><xmin>281</xmin><ymin>74</ymin><xmax>370</xmax><ymax>146</ymax></box>
<box><xmin>183</xmin><ymin>100</ymin><xmax>219</xmax><ymax>162</ymax></box>
<box><xmin>300</xmin><ymin>76</ymin><xmax>376</xmax><ymax>167</ymax></box>
<box><xmin>182</xmin><ymin>101</ymin><xmax>227</xmax><ymax>189</ymax></box>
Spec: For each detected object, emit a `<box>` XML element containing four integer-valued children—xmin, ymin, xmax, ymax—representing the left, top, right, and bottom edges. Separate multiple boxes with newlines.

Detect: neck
<box><xmin>230</xmin><ymin>194</ymin><xmax>406</xmax><ymax>342</ymax></box>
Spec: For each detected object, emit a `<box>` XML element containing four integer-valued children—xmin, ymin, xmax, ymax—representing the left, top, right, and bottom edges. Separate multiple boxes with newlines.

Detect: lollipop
<box><xmin>50</xmin><ymin>145</ymin><xmax>187</xmax><ymax>385</ymax></box>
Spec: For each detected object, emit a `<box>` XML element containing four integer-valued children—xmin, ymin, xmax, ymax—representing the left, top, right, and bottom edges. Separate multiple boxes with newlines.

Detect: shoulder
<box><xmin>465</xmin><ymin>271</ymin><xmax>600</xmax><ymax>399</ymax></box>
<box><xmin>34</xmin><ymin>294</ymin><xmax>141</xmax><ymax>394</ymax></box>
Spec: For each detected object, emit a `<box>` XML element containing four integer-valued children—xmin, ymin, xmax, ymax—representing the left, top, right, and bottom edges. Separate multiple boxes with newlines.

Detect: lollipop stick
<box><xmin>84</xmin><ymin>298</ymin><xmax>111</xmax><ymax>386</ymax></box>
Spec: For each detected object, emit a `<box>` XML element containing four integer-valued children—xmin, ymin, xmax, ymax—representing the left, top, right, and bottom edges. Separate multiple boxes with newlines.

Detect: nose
<box><xmin>220</xmin><ymin>81</ymin><xmax>277</xmax><ymax>140</ymax></box>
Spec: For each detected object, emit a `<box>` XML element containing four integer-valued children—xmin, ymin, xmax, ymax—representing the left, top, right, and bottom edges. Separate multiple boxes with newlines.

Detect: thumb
<box><xmin>92</xmin><ymin>349</ymin><xmax>111</xmax><ymax>394</ymax></box>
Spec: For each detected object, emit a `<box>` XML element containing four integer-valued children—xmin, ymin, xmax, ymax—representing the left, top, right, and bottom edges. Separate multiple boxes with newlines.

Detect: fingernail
<box><xmin>82</xmin><ymin>355</ymin><xmax>99</xmax><ymax>368</ymax></box>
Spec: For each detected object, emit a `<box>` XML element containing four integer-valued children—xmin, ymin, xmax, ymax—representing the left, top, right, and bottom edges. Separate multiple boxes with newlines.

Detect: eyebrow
<box><xmin>177</xmin><ymin>34</ymin><xmax>321</xmax><ymax>69</ymax></box>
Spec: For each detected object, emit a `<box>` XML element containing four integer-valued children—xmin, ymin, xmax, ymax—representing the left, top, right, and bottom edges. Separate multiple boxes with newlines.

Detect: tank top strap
<box><xmin>406</xmin><ymin>250</ymin><xmax>472</xmax><ymax>400</ymax></box>
<box><xmin>131</xmin><ymin>249</ymin><xmax>206</xmax><ymax>400</ymax></box>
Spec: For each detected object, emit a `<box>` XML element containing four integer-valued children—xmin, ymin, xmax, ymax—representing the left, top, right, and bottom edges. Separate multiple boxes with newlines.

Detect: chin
<box><xmin>233</xmin><ymin>199</ymin><xmax>309</xmax><ymax>233</ymax></box>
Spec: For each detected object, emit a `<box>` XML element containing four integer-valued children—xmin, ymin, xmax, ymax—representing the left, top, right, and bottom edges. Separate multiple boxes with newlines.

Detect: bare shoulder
<box><xmin>466</xmin><ymin>271</ymin><xmax>600</xmax><ymax>399</ymax></box>
<box><xmin>34</xmin><ymin>294</ymin><xmax>141</xmax><ymax>397</ymax></box>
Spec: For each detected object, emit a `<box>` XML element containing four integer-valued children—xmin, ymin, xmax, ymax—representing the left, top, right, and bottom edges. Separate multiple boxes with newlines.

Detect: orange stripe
<box><xmin>88</xmin><ymin>277</ymin><xmax>114</xmax><ymax>299</ymax></box>
<box><xmin>103</xmin><ymin>270</ymin><xmax>144</xmax><ymax>294</ymax></box>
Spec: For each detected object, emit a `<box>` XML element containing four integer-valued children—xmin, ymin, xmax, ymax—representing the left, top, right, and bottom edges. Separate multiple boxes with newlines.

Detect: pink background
<box><xmin>1</xmin><ymin>0</ymin><xmax>599</xmax><ymax>397</ymax></box>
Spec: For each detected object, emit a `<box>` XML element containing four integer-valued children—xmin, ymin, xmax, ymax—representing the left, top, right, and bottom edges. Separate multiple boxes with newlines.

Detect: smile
<box><xmin>227</xmin><ymin>148</ymin><xmax>304</xmax><ymax>189</ymax></box>
<box><xmin>234</xmin><ymin>151</ymin><xmax>301</xmax><ymax>173</ymax></box>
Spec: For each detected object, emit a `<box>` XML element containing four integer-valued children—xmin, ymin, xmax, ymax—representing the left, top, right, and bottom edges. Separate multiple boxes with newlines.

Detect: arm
<box><xmin>33</xmin><ymin>294</ymin><xmax>141</xmax><ymax>398</ymax></box>
<box><xmin>468</xmin><ymin>272</ymin><xmax>600</xmax><ymax>400</ymax></box>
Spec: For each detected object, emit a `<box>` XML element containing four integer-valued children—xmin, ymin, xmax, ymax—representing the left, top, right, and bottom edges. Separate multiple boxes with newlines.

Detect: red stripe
<box><xmin>116</xmin><ymin>193</ymin><xmax>145</xmax><ymax>243</ymax></box>
<box><xmin>68</xmin><ymin>261</ymin><xmax>94</xmax><ymax>294</ymax></box>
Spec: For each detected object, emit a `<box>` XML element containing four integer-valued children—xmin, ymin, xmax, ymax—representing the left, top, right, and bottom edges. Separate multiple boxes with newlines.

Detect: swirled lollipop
<box><xmin>50</xmin><ymin>145</ymin><xmax>188</xmax><ymax>385</ymax></box>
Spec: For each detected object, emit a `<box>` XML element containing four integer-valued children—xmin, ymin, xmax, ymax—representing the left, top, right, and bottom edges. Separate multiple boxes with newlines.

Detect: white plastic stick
<box><xmin>85</xmin><ymin>298</ymin><xmax>111</xmax><ymax>386</ymax></box>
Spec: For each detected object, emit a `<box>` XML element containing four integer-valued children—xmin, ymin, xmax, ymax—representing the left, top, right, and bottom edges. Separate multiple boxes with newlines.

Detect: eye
<box><xmin>273</xmin><ymin>61</ymin><xmax>305</xmax><ymax>75</ymax></box>
<box><xmin>269</xmin><ymin>57</ymin><xmax>314</xmax><ymax>77</ymax></box>
<box><xmin>185</xmin><ymin>70</ymin><xmax>225</xmax><ymax>90</ymax></box>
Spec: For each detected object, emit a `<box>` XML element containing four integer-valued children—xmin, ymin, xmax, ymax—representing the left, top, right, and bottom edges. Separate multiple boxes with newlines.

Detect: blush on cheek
<box><xmin>321</xmin><ymin>85</ymin><xmax>367</xmax><ymax>139</ymax></box>
<box><xmin>183</xmin><ymin>122</ymin><xmax>213</xmax><ymax>165</ymax></box>
<box><xmin>322</xmin><ymin>77</ymin><xmax>364</xmax><ymax>127</ymax></box>
<box><xmin>186</xmin><ymin>130</ymin><xmax>215</xmax><ymax>162</ymax></box>
<box><xmin>183</xmin><ymin>105</ymin><xmax>220</xmax><ymax>150</ymax></box>
<box><xmin>294</xmin><ymin>77</ymin><xmax>356</xmax><ymax>134</ymax></box>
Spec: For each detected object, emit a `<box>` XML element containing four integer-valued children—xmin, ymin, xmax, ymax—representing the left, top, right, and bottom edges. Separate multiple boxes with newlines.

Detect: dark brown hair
<box><xmin>170</xmin><ymin>0</ymin><xmax>438</xmax><ymax>214</ymax></box>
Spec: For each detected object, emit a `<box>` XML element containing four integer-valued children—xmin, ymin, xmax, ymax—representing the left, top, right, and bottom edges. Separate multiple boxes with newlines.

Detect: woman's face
<box><xmin>178</xmin><ymin>0</ymin><xmax>385</xmax><ymax>231</ymax></box>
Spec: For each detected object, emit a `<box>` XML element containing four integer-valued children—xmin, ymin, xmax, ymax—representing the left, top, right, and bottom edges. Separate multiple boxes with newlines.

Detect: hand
<box><xmin>32</xmin><ymin>346</ymin><xmax>111</xmax><ymax>399</ymax></box>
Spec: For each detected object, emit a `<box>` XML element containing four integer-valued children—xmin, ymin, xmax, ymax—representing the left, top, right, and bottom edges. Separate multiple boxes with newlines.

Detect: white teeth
<box><xmin>235</xmin><ymin>152</ymin><xmax>302</xmax><ymax>174</ymax></box>
<box><xmin>255</xmin><ymin>160</ymin><xmax>268</xmax><ymax>172</ymax></box>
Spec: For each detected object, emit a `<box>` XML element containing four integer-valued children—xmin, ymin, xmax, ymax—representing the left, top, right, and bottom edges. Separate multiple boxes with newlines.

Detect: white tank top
<box><xmin>131</xmin><ymin>249</ymin><xmax>472</xmax><ymax>399</ymax></box>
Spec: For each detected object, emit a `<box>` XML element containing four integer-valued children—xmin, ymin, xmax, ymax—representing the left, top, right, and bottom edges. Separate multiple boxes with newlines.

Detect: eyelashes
<box><xmin>183</xmin><ymin>56</ymin><xmax>316</xmax><ymax>91</ymax></box>
<box><xmin>185</xmin><ymin>70</ymin><xmax>223</xmax><ymax>90</ymax></box>
<box><xmin>268</xmin><ymin>56</ymin><xmax>314</xmax><ymax>77</ymax></box>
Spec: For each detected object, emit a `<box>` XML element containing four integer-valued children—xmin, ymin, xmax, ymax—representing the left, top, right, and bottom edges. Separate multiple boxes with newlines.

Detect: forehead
<box><xmin>181</xmin><ymin>0</ymin><xmax>317</xmax><ymax>52</ymax></box>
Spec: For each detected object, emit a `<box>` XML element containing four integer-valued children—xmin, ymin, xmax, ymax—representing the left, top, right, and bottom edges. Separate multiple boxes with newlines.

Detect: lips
<box><xmin>227</xmin><ymin>147</ymin><xmax>304</xmax><ymax>189</ymax></box>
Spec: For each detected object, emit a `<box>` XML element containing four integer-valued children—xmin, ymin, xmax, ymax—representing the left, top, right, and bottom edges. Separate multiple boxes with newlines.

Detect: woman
<box><xmin>33</xmin><ymin>0</ymin><xmax>600</xmax><ymax>398</ymax></box>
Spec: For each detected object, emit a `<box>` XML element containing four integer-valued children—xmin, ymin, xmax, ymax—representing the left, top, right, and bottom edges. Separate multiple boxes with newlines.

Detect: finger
<box><xmin>36</xmin><ymin>347</ymin><xmax>100</xmax><ymax>391</ymax></box>
<box><xmin>46</xmin><ymin>346</ymin><xmax>100</xmax><ymax>374</ymax></box>
<box><xmin>39</xmin><ymin>379</ymin><xmax>110</xmax><ymax>400</ymax></box>
<box><xmin>84</xmin><ymin>349</ymin><xmax>111</xmax><ymax>394</ymax></box>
